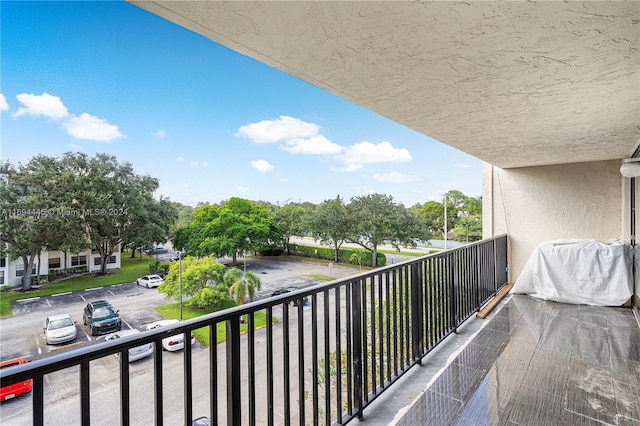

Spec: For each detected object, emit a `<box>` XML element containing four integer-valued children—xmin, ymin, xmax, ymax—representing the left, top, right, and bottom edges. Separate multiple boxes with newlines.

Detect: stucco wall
<box><xmin>483</xmin><ymin>160</ymin><xmax>623</xmax><ymax>281</ymax></box>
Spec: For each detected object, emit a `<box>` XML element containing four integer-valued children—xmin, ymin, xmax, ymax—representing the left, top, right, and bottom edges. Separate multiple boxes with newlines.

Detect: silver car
<box><xmin>103</xmin><ymin>329</ymin><xmax>153</xmax><ymax>362</ymax></box>
<box><xmin>44</xmin><ymin>313</ymin><xmax>77</xmax><ymax>345</ymax></box>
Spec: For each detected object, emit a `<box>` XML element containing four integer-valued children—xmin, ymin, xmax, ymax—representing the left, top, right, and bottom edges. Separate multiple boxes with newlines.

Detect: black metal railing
<box><xmin>1</xmin><ymin>235</ymin><xmax>508</xmax><ymax>425</ymax></box>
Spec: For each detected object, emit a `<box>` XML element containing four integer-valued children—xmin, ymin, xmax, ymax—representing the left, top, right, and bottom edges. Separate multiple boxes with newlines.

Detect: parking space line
<box><xmin>48</xmin><ymin>341</ymin><xmax>84</xmax><ymax>352</ymax></box>
<box><xmin>121</xmin><ymin>318</ymin><xmax>133</xmax><ymax>331</ymax></box>
<box><xmin>46</xmin><ymin>299</ymin><xmax>51</xmax><ymax>307</ymax></box>
<box><xmin>79</xmin><ymin>294</ymin><xmax>86</xmax><ymax>301</ymax></box>
<box><xmin>17</xmin><ymin>297</ymin><xmax>40</xmax><ymax>303</ymax></box>
<box><xmin>34</xmin><ymin>332</ymin><xmax>42</xmax><ymax>355</ymax></box>
<box><xmin>79</xmin><ymin>324</ymin><xmax>92</xmax><ymax>341</ymax></box>
<box><xmin>107</xmin><ymin>289</ymin><xmax>116</xmax><ymax>296</ymax></box>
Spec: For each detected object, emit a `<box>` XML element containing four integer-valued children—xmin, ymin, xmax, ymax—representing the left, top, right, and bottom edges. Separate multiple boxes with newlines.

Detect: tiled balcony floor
<box><xmin>395</xmin><ymin>295</ymin><xmax>640</xmax><ymax>426</ymax></box>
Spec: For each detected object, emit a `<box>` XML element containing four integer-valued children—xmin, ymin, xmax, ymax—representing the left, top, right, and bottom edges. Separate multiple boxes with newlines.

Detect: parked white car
<box><xmin>102</xmin><ymin>329</ymin><xmax>153</xmax><ymax>362</ymax></box>
<box><xmin>144</xmin><ymin>319</ymin><xmax>195</xmax><ymax>351</ymax></box>
<box><xmin>136</xmin><ymin>274</ymin><xmax>164</xmax><ymax>288</ymax></box>
<box><xmin>44</xmin><ymin>313</ymin><xmax>77</xmax><ymax>345</ymax></box>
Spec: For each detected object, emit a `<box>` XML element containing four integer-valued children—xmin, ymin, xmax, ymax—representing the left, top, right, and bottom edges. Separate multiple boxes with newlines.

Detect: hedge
<box><xmin>287</xmin><ymin>243</ymin><xmax>386</xmax><ymax>267</ymax></box>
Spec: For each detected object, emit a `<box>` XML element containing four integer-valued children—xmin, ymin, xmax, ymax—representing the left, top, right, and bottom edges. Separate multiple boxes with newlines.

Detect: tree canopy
<box><xmin>0</xmin><ymin>152</ymin><xmax>177</xmax><ymax>289</ymax></box>
<box><xmin>309</xmin><ymin>196</ymin><xmax>351</xmax><ymax>262</ymax></box>
<box><xmin>346</xmin><ymin>193</ymin><xmax>431</xmax><ymax>267</ymax></box>
<box><xmin>176</xmin><ymin>197</ymin><xmax>281</xmax><ymax>263</ymax></box>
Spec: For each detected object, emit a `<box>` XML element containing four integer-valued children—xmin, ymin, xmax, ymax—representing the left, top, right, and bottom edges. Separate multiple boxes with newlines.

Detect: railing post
<box><xmin>184</xmin><ymin>329</ymin><xmax>193</xmax><ymax>426</ymax></box>
<box><xmin>80</xmin><ymin>359</ymin><xmax>90</xmax><ymax>426</ymax></box>
<box><xmin>411</xmin><ymin>263</ymin><xmax>424</xmax><ymax>363</ymax></box>
<box><xmin>448</xmin><ymin>253</ymin><xmax>457</xmax><ymax>333</ymax></box>
<box><xmin>33</xmin><ymin>375</ymin><xmax>44</xmax><ymax>426</ymax></box>
<box><xmin>120</xmin><ymin>349</ymin><xmax>130</xmax><ymax>426</ymax></box>
<box><xmin>475</xmin><ymin>244</ymin><xmax>481</xmax><ymax>309</ymax></box>
<box><xmin>226</xmin><ymin>317</ymin><xmax>241</xmax><ymax>426</ymax></box>
<box><xmin>153</xmin><ymin>339</ymin><xmax>164</xmax><ymax>426</ymax></box>
<box><xmin>493</xmin><ymin>238</ymin><xmax>499</xmax><ymax>293</ymax></box>
<box><xmin>351</xmin><ymin>279</ymin><xmax>364</xmax><ymax>420</ymax></box>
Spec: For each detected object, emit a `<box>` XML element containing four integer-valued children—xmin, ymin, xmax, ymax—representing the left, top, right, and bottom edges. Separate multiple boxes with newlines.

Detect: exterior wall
<box><xmin>483</xmin><ymin>159</ymin><xmax>623</xmax><ymax>281</ymax></box>
<box><xmin>0</xmin><ymin>247</ymin><xmax>121</xmax><ymax>288</ymax></box>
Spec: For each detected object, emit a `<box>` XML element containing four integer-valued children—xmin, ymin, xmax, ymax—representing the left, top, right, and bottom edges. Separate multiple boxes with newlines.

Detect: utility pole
<box><xmin>444</xmin><ymin>195</ymin><xmax>448</xmax><ymax>250</ymax></box>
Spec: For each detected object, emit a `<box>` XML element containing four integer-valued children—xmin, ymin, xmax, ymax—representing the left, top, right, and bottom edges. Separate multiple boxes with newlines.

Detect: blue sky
<box><xmin>0</xmin><ymin>1</ymin><xmax>481</xmax><ymax>208</ymax></box>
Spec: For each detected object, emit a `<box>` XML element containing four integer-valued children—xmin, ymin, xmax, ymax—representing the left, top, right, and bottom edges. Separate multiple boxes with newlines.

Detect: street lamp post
<box><xmin>443</xmin><ymin>194</ymin><xmax>448</xmax><ymax>250</ymax></box>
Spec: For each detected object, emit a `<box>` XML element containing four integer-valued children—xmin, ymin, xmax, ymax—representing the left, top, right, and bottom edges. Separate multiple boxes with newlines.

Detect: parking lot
<box><xmin>0</xmin><ymin>256</ymin><xmax>361</xmax><ymax>424</ymax></box>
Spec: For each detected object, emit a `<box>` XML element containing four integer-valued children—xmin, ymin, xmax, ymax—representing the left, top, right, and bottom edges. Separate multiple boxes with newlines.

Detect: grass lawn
<box><xmin>306</xmin><ymin>274</ymin><xmax>334</xmax><ymax>282</ymax></box>
<box><xmin>0</xmin><ymin>254</ymin><xmax>151</xmax><ymax>317</ymax></box>
<box><xmin>155</xmin><ymin>302</ymin><xmax>277</xmax><ymax>346</ymax></box>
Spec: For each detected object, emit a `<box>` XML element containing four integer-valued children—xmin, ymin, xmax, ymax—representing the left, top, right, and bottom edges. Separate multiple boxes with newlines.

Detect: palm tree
<box><xmin>225</xmin><ymin>267</ymin><xmax>261</xmax><ymax>306</ymax></box>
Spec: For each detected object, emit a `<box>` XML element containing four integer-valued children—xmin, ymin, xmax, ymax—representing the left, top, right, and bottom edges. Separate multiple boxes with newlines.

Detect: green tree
<box><xmin>310</xmin><ymin>196</ymin><xmax>351</xmax><ymax>262</ymax></box>
<box><xmin>0</xmin><ymin>162</ymin><xmax>49</xmax><ymax>290</ymax></box>
<box><xmin>347</xmin><ymin>193</ymin><xmax>430</xmax><ymax>267</ymax></box>
<box><xmin>158</xmin><ymin>256</ymin><xmax>227</xmax><ymax>301</ymax></box>
<box><xmin>184</xmin><ymin>197</ymin><xmax>280</xmax><ymax>263</ymax></box>
<box><xmin>225</xmin><ymin>267</ymin><xmax>262</xmax><ymax>306</ymax></box>
<box><xmin>416</xmin><ymin>200</ymin><xmax>444</xmax><ymax>236</ymax></box>
<box><xmin>169</xmin><ymin>202</ymin><xmax>194</xmax><ymax>238</ymax></box>
<box><xmin>57</xmin><ymin>152</ymin><xmax>160</xmax><ymax>274</ymax></box>
<box><xmin>452</xmin><ymin>215</ymin><xmax>483</xmax><ymax>243</ymax></box>
<box><xmin>124</xmin><ymin>196</ymin><xmax>178</xmax><ymax>258</ymax></box>
<box><xmin>272</xmin><ymin>202</ymin><xmax>307</xmax><ymax>255</ymax></box>
<box><xmin>0</xmin><ymin>157</ymin><xmax>91</xmax><ymax>290</ymax></box>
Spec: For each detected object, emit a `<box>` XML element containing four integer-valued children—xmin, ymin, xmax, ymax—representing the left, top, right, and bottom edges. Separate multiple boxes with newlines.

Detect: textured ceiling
<box><xmin>130</xmin><ymin>1</ymin><xmax>639</xmax><ymax>168</ymax></box>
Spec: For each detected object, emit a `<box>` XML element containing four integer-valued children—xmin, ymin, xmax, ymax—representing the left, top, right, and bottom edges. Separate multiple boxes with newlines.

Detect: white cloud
<box><xmin>190</xmin><ymin>161</ymin><xmax>199</xmax><ymax>167</ymax></box>
<box><xmin>67</xmin><ymin>143</ymin><xmax>84</xmax><ymax>152</ymax></box>
<box><xmin>61</xmin><ymin>113</ymin><xmax>125</xmax><ymax>142</ymax></box>
<box><xmin>0</xmin><ymin>94</ymin><xmax>8</xmax><ymax>111</ymax></box>
<box><xmin>12</xmin><ymin>92</ymin><xmax>125</xmax><ymax>142</ymax></box>
<box><xmin>373</xmin><ymin>172</ymin><xmax>418</xmax><ymax>183</ymax></box>
<box><xmin>335</xmin><ymin>141</ymin><xmax>411</xmax><ymax>172</ymax></box>
<box><xmin>281</xmin><ymin>135</ymin><xmax>343</xmax><ymax>155</ymax></box>
<box><xmin>152</xmin><ymin>129</ymin><xmax>167</xmax><ymax>138</ymax></box>
<box><xmin>235</xmin><ymin>115</ymin><xmax>320</xmax><ymax>144</ymax></box>
<box><xmin>12</xmin><ymin>92</ymin><xmax>69</xmax><ymax>119</ymax></box>
<box><xmin>454</xmin><ymin>163</ymin><xmax>471</xmax><ymax>169</ymax></box>
<box><xmin>236</xmin><ymin>186</ymin><xmax>249</xmax><ymax>192</ymax></box>
<box><xmin>251</xmin><ymin>160</ymin><xmax>274</xmax><ymax>173</ymax></box>
<box><xmin>202</xmin><ymin>161</ymin><xmax>208</xmax><ymax>167</ymax></box>
<box><xmin>176</xmin><ymin>156</ymin><xmax>185</xmax><ymax>162</ymax></box>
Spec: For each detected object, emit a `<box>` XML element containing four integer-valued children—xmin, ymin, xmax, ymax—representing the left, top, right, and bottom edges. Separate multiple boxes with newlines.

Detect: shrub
<box><xmin>259</xmin><ymin>247</ymin><xmax>284</xmax><ymax>256</ymax></box>
<box><xmin>288</xmin><ymin>244</ymin><xmax>386</xmax><ymax>267</ymax></box>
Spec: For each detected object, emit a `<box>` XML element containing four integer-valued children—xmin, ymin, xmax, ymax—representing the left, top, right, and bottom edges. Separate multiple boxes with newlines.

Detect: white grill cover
<box><xmin>511</xmin><ymin>239</ymin><xmax>633</xmax><ymax>306</ymax></box>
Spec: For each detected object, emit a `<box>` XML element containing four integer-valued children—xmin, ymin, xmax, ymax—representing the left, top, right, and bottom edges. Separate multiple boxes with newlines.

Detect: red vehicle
<box><xmin>0</xmin><ymin>357</ymin><xmax>32</xmax><ymax>402</ymax></box>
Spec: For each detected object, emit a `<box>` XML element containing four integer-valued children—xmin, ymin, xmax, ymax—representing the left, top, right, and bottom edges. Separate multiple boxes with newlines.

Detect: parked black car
<box><xmin>271</xmin><ymin>288</ymin><xmax>309</xmax><ymax>306</ymax></box>
<box><xmin>83</xmin><ymin>300</ymin><xmax>122</xmax><ymax>336</ymax></box>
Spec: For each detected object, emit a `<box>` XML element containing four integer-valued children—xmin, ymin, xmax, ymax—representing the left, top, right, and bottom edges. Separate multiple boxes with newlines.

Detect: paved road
<box><xmin>0</xmin><ymin>257</ymin><xmax>361</xmax><ymax>425</ymax></box>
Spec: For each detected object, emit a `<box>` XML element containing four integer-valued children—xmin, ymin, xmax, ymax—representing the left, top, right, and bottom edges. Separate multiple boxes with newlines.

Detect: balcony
<box><xmin>2</xmin><ymin>234</ymin><xmax>638</xmax><ymax>425</ymax></box>
<box><xmin>390</xmin><ymin>295</ymin><xmax>640</xmax><ymax>425</ymax></box>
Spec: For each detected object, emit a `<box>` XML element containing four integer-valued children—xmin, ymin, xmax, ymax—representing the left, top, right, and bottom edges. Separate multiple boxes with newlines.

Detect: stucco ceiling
<box><xmin>130</xmin><ymin>1</ymin><xmax>639</xmax><ymax>169</ymax></box>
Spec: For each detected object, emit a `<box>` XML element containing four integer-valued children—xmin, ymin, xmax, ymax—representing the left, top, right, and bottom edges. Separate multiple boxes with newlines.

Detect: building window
<box><xmin>15</xmin><ymin>264</ymin><xmax>36</xmax><ymax>277</ymax></box>
<box><xmin>0</xmin><ymin>271</ymin><xmax>4</xmax><ymax>285</ymax></box>
<box><xmin>49</xmin><ymin>257</ymin><xmax>61</xmax><ymax>269</ymax></box>
<box><xmin>71</xmin><ymin>255</ymin><xmax>87</xmax><ymax>266</ymax></box>
<box><xmin>94</xmin><ymin>257</ymin><xmax>101</xmax><ymax>266</ymax></box>
<box><xmin>108</xmin><ymin>255</ymin><xmax>117</xmax><ymax>264</ymax></box>
<box><xmin>0</xmin><ymin>258</ymin><xmax>5</xmax><ymax>268</ymax></box>
<box><xmin>91</xmin><ymin>248</ymin><xmax>99</xmax><ymax>254</ymax></box>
